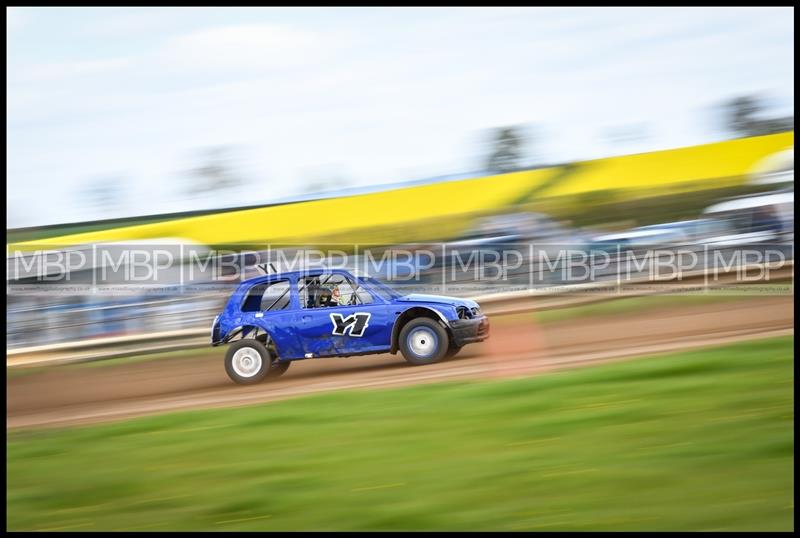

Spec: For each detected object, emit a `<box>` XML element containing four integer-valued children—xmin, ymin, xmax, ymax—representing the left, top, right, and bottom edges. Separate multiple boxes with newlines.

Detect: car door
<box><xmin>295</xmin><ymin>273</ymin><xmax>392</xmax><ymax>357</ymax></box>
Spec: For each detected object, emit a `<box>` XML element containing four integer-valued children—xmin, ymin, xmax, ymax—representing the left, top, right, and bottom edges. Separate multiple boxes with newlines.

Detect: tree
<box><xmin>187</xmin><ymin>146</ymin><xmax>244</xmax><ymax>194</ymax></box>
<box><xmin>82</xmin><ymin>177</ymin><xmax>123</xmax><ymax>212</ymax></box>
<box><xmin>300</xmin><ymin>164</ymin><xmax>352</xmax><ymax>196</ymax></box>
<box><xmin>602</xmin><ymin>123</ymin><xmax>650</xmax><ymax>146</ymax></box>
<box><xmin>723</xmin><ymin>95</ymin><xmax>794</xmax><ymax>138</ymax></box>
<box><xmin>302</xmin><ymin>176</ymin><xmax>351</xmax><ymax>195</ymax></box>
<box><xmin>486</xmin><ymin>126</ymin><xmax>527</xmax><ymax>173</ymax></box>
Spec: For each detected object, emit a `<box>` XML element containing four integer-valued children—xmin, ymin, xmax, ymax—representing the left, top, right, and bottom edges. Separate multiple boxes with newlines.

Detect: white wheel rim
<box><xmin>408</xmin><ymin>327</ymin><xmax>437</xmax><ymax>357</ymax></box>
<box><xmin>232</xmin><ymin>347</ymin><xmax>263</xmax><ymax>378</ymax></box>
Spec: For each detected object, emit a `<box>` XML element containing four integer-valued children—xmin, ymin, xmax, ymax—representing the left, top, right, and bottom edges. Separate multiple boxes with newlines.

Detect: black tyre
<box><xmin>399</xmin><ymin>318</ymin><xmax>449</xmax><ymax>365</ymax></box>
<box><xmin>225</xmin><ymin>339</ymin><xmax>272</xmax><ymax>385</ymax></box>
<box><xmin>269</xmin><ymin>360</ymin><xmax>291</xmax><ymax>378</ymax></box>
<box><xmin>445</xmin><ymin>344</ymin><xmax>463</xmax><ymax>359</ymax></box>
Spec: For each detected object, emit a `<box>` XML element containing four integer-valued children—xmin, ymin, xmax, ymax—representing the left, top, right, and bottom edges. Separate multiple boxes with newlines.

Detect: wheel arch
<box><xmin>221</xmin><ymin>324</ymin><xmax>280</xmax><ymax>358</ymax></box>
<box><xmin>390</xmin><ymin>306</ymin><xmax>451</xmax><ymax>354</ymax></box>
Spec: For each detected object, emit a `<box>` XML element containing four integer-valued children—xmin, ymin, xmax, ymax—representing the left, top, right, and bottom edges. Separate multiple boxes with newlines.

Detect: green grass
<box><xmin>486</xmin><ymin>290</ymin><xmax>788</xmax><ymax>326</ymax></box>
<box><xmin>532</xmin><ymin>291</ymin><xmax>789</xmax><ymax>324</ymax></box>
<box><xmin>6</xmin><ymin>346</ymin><xmax>218</xmax><ymax>379</ymax></box>
<box><xmin>7</xmin><ymin>336</ymin><xmax>793</xmax><ymax>531</ymax></box>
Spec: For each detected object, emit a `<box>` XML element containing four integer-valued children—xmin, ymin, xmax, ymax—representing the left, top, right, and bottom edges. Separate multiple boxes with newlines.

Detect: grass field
<box><xmin>530</xmin><ymin>289</ymin><xmax>792</xmax><ymax>324</ymax></box>
<box><xmin>6</xmin><ymin>337</ymin><xmax>794</xmax><ymax>531</ymax></box>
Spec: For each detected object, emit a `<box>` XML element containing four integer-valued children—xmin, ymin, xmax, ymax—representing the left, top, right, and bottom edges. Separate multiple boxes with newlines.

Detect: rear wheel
<box><xmin>225</xmin><ymin>339</ymin><xmax>272</xmax><ymax>385</ymax></box>
<box><xmin>399</xmin><ymin>318</ymin><xmax>449</xmax><ymax>365</ymax></box>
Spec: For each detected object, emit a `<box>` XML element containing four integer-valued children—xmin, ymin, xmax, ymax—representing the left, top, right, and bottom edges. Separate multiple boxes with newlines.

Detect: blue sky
<box><xmin>6</xmin><ymin>7</ymin><xmax>794</xmax><ymax>227</ymax></box>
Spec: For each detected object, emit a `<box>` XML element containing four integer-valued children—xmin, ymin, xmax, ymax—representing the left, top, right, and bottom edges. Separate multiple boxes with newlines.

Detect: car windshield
<box><xmin>356</xmin><ymin>275</ymin><xmax>403</xmax><ymax>300</ymax></box>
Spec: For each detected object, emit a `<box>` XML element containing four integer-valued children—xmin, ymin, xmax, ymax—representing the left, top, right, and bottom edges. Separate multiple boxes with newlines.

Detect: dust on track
<box><xmin>6</xmin><ymin>296</ymin><xmax>793</xmax><ymax>430</ymax></box>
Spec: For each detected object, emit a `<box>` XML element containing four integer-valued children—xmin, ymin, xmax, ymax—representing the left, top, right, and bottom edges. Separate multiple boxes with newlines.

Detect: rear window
<box><xmin>241</xmin><ymin>280</ymin><xmax>291</xmax><ymax>312</ymax></box>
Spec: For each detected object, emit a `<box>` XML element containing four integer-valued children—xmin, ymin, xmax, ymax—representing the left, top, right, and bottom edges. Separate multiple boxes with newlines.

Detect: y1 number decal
<box><xmin>330</xmin><ymin>312</ymin><xmax>371</xmax><ymax>337</ymax></box>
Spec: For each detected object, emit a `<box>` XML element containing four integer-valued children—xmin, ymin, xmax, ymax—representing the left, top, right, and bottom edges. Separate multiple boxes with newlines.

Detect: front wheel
<box><xmin>399</xmin><ymin>318</ymin><xmax>449</xmax><ymax>366</ymax></box>
<box><xmin>269</xmin><ymin>360</ymin><xmax>291</xmax><ymax>378</ymax></box>
<box><xmin>225</xmin><ymin>339</ymin><xmax>272</xmax><ymax>385</ymax></box>
<box><xmin>445</xmin><ymin>344</ymin><xmax>463</xmax><ymax>359</ymax></box>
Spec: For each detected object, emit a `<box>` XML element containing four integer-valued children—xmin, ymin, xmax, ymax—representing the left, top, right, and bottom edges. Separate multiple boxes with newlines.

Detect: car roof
<box><xmin>236</xmin><ymin>267</ymin><xmax>356</xmax><ymax>289</ymax></box>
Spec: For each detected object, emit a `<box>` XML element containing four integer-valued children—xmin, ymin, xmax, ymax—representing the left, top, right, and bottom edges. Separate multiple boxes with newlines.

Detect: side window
<box><xmin>241</xmin><ymin>280</ymin><xmax>291</xmax><ymax>312</ymax></box>
<box><xmin>355</xmin><ymin>285</ymin><xmax>374</xmax><ymax>305</ymax></box>
<box><xmin>298</xmin><ymin>275</ymin><xmax>323</xmax><ymax>309</ymax></box>
<box><xmin>298</xmin><ymin>274</ymin><xmax>373</xmax><ymax>308</ymax></box>
<box><xmin>359</xmin><ymin>277</ymin><xmax>396</xmax><ymax>302</ymax></box>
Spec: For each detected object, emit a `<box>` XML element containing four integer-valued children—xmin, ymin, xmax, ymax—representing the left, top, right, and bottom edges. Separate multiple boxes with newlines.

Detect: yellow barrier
<box><xmin>9</xmin><ymin>131</ymin><xmax>793</xmax><ymax>249</ymax></box>
<box><xmin>12</xmin><ymin>168</ymin><xmax>558</xmax><ymax>249</ymax></box>
<box><xmin>540</xmin><ymin>132</ymin><xmax>794</xmax><ymax>198</ymax></box>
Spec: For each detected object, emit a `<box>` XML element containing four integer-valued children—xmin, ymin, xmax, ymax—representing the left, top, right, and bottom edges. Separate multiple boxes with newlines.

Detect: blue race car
<box><xmin>211</xmin><ymin>268</ymin><xmax>490</xmax><ymax>384</ymax></box>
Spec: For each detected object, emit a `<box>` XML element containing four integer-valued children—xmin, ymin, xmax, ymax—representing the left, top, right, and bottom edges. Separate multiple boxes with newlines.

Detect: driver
<box><xmin>331</xmin><ymin>284</ymin><xmax>350</xmax><ymax>306</ymax></box>
<box><xmin>331</xmin><ymin>285</ymin><xmax>342</xmax><ymax>305</ymax></box>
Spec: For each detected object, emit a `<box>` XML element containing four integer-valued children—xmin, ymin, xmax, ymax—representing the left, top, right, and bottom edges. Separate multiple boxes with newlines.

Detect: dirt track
<box><xmin>6</xmin><ymin>296</ymin><xmax>794</xmax><ymax>430</ymax></box>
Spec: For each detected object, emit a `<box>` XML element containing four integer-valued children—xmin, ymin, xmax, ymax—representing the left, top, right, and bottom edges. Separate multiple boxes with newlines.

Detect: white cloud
<box><xmin>159</xmin><ymin>23</ymin><xmax>329</xmax><ymax>73</ymax></box>
<box><xmin>5</xmin><ymin>7</ymin><xmax>795</xmax><ymax>226</ymax></box>
<box><xmin>6</xmin><ymin>7</ymin><xmax>29</xmax><ymax>33</ymax></box>
<box><xmin>20</xmin><ymin>57</ymin><xmax>131</xmax><ymax>83</ymax></box>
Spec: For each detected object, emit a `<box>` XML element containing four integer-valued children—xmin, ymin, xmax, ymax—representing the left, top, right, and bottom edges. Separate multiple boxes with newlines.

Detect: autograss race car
<box><xmin>211</xmin><ymin>268</ymin><xmax>490</xmax><ymax>384</ymax></box>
